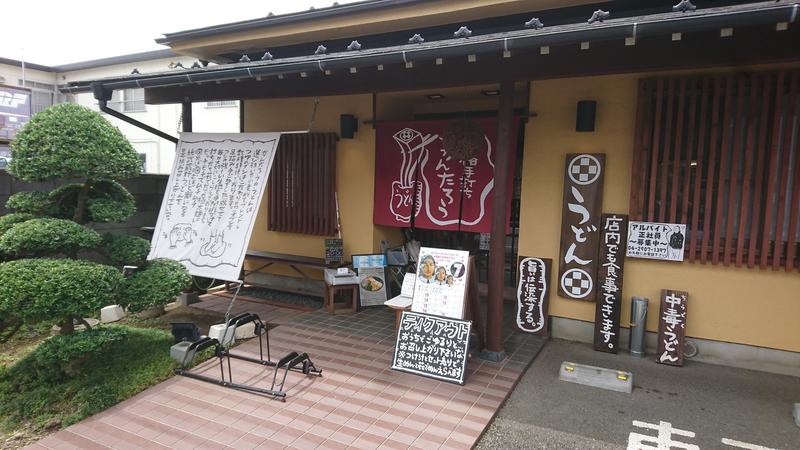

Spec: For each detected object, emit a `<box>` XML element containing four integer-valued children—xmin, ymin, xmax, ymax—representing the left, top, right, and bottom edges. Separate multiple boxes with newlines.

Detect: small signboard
<box><xmin>557</xmin><ymin>153</ymin><xmax>605</xmax><ymax>301</ymax></box>
<box><xmin>411</xmin><ymin>247</ymin><xmax>469</xmax><ymax>319</ymax></box>
<box><xmin>593</xmin><ymin>214</ymin><xmax>628</xmax><ymax>353</ymax></box>
<box><xmin>626</xmin><ymin>221</ymin><xmax>686</xmax><ymax>262</ymax></box>
<box><xmin>657</xmin><ymin>289</ymin><xmax>688</xmax><ymax>366</ymax></box>
<box><xmin>392</xmin><ymin>311</ymin><xmax>471</xmax><ymax>385</ymax></box>
<box><xmin>324</xmin><ymin>238</ymin><xmax>344</xmax><ymax>266</ymax></box>
<box><xmin>516</xmin><ymin>257</ymin><xmax>551</xmax><ymax>335</ymax></box>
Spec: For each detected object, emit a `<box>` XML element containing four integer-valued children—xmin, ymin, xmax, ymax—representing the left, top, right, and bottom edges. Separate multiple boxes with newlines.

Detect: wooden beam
<box><xmin>483</xmin><ymin>79</ymin><xmax>514</xmax><ymax>361</ymax></box>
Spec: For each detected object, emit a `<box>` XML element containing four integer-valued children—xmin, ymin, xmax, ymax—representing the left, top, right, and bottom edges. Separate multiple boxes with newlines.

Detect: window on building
<box><xmin>267</xmin><ymin>133</ymin><xmax>338</xmax><ymax>235</ymax></box>
<box><xmin>18</xmin><ymin>80</ymin><xmax>55</xmax><ymax>114</ymax></box>
<box><xmin>630</xmin><ymin>70</ymin><xmax>800</xmax><ymax>271</ymax></box>
<box><xmin>107</xmin><ymin>88</ymin><xmax>145</xmax><ymax>113</ymax></box>
<box><xmin>206</xmin><ymin>100</ymin><xmax>237</xmax><ymax>108</ymax></box>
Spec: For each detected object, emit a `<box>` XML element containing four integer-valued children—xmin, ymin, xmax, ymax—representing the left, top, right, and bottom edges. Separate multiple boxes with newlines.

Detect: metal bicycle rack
<box><xmin>171</xmin><ymin>296</ymin><xmax>322</xmax><ymax>401</ymax></box>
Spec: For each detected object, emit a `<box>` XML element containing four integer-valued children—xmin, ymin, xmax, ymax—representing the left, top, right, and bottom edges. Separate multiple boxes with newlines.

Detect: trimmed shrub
<box><xmin>8</xmin><ymin>103</ymin><xmax>141</xmax><ymax>182</ymax></box>
<box><xmin>5</xmin><ymin>192</ymin><xmax>53</xmax><ymax>216</ymax></box>
<box><xmin>48</xmin><ymin>180</ymin><xmax>136</xmax><ymax>223</ymax></box>
<box><xmin>0</xmin><ymin>218</ymin><xmax>101</xmax><ymax>257</ymax></box>
<box><xmin>8</xmin><ymin>327</ymin><xmax>129</xmax><ymax>384</ymax></box>
<box><xmin>0</xmin><ymin>213</ymin><xmax>35</xmax><ymax>237</ymax></box>
<box><xmin>0</xmin><ymin>258</ymin><xmax>123</xmax><ymax>325</ymax></box>
<box><xmin>120</xmin><ymin>258</ymin><xmax>191</xmax><ymax>313</ymax></box>
<box><xmin>100</xmin><ymin>233</ymin><xmax>150</xmax><ymax>267</ymax></box>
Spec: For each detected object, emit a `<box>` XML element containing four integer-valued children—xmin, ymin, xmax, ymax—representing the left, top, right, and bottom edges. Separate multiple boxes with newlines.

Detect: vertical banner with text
<box><xmin>516</xmin><ymin>257</ymin><xmax>551</xmax><ymax>336</ymax></box>
<box><xmin>557</xmin><ymin>153</ymin><xmax>605</xmax><ymax>301</ymax></box>
<box><xmin>657</xmin><ymin>289</ymin><xmax>689</xmax><ymax>366</ymax></box>
<box><xmin>593</xmin><ymin>214</ymin><xmax>628</xmax><ymax>353</ymax></box>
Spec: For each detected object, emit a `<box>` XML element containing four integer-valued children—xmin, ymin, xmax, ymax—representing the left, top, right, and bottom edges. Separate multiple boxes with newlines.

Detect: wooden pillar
<box><xmin>181</xmin><ymin>100</ymin><xmax>192</xmax><ymax>132</ymax></box>
<box><xmin>483</xmin><ymin>80</ymin><xmax>514</xmax><ymax>361</ymax></box>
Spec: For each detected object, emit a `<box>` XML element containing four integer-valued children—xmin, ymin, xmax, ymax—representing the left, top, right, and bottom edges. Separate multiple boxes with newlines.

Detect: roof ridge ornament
<box><xmin>131</xmin><ymin>68</ymin><xmax>140</xmax><ymax>74</ymax></box>
<box><xmin>588</xmin><ymin>9</ymin><xmax>611</xmax><ymax>24</ymax></box>
<box><xmin>453</xmin><ymin>26</ymin><xmax>473</xmax><ymax>38</ymax></box>
<box><xmin>191</xmin><ymin>61</ymin><xmax>202</xmax><ymax>69</ymax></box>
<box><xmin>672</xmin><ymin>0</ymin><xmax>697</xmax><ymax>13</ymax></box>
<box><xmin>524</xmin><ymin>18</ymin><xmax>544</xmax><ymax>29</ymax></box>
<box><xmin>347</xmin><ymin>40</ymin><xmax>362</xmax><ymax>51</ymax></box>
<box><xmin>239</xmin><ymin>55</ymin><xmax>251</xmax><ymax>63</ymax></box>
<box><xmin>315</xmin><ymin>45</ymin><xmax>328</xmax><ymax>55</ymax></box>
<box><xmin>261</xmin><ymin>51</ymin><xmax>273</xmax><ymax>61</ymax></box>
<box><xmin>408</xmin><ymin>33</ymin><xmax>424</xmax><ymax>44</ymax></box>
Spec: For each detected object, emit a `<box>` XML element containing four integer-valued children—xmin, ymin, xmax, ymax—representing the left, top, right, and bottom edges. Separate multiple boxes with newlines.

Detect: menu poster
<box><xmin>324</xmin><ymin>239</ymin><xmax>344</xmax><ymax>266</ymax></box>
<box><xmin>411</xmin><ymin>247</ymin><xmax>469</xmax><ymax>319</ymax></box>
<box><xmin>392</xmin><ymin>311</ymin><xmax>471</xmax><ymax>385</ymax></box>
<box><xmin>358</xmin><ymin>267</ymin><xmax>388</xmax><ymax>308</ymax></box>
<box><xmin>516</xmin><ymin>257</ymin><xmax>551</xmax><ymax>335</ymax></box>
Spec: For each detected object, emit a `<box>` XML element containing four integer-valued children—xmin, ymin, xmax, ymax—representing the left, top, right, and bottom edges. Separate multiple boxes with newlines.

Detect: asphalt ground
<box><xmin>477</xmin><ymin>338</ymin><xmax>800</xmax><ymax>450</ymax></box>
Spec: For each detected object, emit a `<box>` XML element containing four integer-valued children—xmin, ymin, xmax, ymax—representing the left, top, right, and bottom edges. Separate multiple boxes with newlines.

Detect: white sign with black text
<box><xmin>626</xmin><ymin>221</ymin><xmax>686</xmax><ymax>262</ymax></box>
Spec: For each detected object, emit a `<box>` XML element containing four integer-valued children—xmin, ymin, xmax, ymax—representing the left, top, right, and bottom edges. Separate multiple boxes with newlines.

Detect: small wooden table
<box><xmin>324</xmin><ymin>283</ymin><xmax>358</xmax><ymax>314</ymax></box>
<box><xmin>385</xmin><ymin>303</ymin><xmax>412</xmax><ymax>331</ymax></box>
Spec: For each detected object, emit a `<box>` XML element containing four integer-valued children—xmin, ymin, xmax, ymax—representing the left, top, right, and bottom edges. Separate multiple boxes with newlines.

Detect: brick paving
<box><xmin>30</xmin><ymin>300</ymin><xmax>544</xmax><ymax>450</ymax></box>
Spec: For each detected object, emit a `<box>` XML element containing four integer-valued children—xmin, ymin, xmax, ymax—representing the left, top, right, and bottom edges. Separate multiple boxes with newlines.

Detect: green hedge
<box><xmin>8</xmin><ymin>103</ymin><xmax>141</xmax><ymax>182</ymax></box>
<box><xmin>120</xmin><ymin>258</ymin><xmax>191</xmax><ymax>313</ymax></box>
<box><xmin>48</xmin><ymin>180</ymin><xmax>137</xmax><ymax>223</ymax></box>
<box><xmin>0</xmin><ymin>218</ymin><xmax>101</xmax><ymax>257</ymax></box>
<box><xmin>100</xmin><ymin>233</ymin><xmax>150</xmax><ymax>267</ymax></box>
<box><xmin>0</xmin><ymin>213</ymin><xmax>35</xmax><ymax>237</ymax></box>
<box><xmin>5</xmin><ymin>192</ymin><xmax>53</xmax><ymax>216</ymax></box>
<box><xmin>0</xmin><ymin>259</ymin><xmax>123</xmax><ymax>325</ymax></box>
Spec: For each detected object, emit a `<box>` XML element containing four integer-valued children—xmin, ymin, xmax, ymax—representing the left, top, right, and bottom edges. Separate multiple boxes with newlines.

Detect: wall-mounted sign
<box><xmin>593</xmin><ymin>214</ymin><xmax>628</xmax><ymax>353</ymax></box>
<box><xmin>411</xmin><ymin>247</ymin><xmax>469</xmax><ymax>319</ymax></box>
<box><xmin>516</xmin><ymin>257</ymin><xmax>551</xmax><ymax>335</ymax></box>
<box><xmin>557</xmin><ymin>153</ymin><xmax>605</xmax><ymax>301</ymax></box>
<box><xmin>657</xmin><ymin>289</ymin><xmax>688</xmax><ymax>366</ymax></box>
<box><xmin>626</xmin><ymin>221</ymin><xmax>686</xmax><ymax>262</ymax></box>
<box><xmin>392</xmin><ymin>311</ymin><xmax>471</xmax><ymax>385</ymax></box>
<box><xmin>0</xmin><ymin>85</ymin><xmax>32</xmax><ymax>141</ymax></box>
<box><xmin>324</xmin><ymin>238</ymin><xmax>344</xmax><ymax>266</ymax></box>
<box><xmin>148</xmin><ymin>133</ymin><xmax>280</xmax><ymax>282</ymax></box>
<box><xmin>373</xmin><ymin>118</ymin><xmax>518</xmax><ymax>233</ymax></box>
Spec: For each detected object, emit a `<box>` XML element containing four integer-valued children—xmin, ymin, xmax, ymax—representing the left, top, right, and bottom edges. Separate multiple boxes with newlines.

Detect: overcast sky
<box><xmin>0</xmin><ymin>0</ymin><xmax>362</xmax><ymax>66</ymax></box>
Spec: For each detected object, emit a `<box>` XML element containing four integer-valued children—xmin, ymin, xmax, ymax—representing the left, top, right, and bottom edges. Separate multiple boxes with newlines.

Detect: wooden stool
<box><xmin>324</xmin><ymin>283</ymin><xmax>358</xmax><ymax>314</ymax></box>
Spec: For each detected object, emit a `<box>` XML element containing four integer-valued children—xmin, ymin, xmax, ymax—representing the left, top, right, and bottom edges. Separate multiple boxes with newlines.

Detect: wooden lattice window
<box><xmin>630</xmin><ymin>70</ymin><xmax>800</xmax><ymax>271</ymax></box>
<box><xmin>267</xmin><ymin>133</ymin><xmax>338</xmax><ymax>235</ymax></box>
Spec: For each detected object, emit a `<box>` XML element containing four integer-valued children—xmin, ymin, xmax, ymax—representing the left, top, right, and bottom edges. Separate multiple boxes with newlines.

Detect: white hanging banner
<box><xmin>148</xmin><ymin>132</ymin><xmax>281</xmax><ymax>282</ymax></box>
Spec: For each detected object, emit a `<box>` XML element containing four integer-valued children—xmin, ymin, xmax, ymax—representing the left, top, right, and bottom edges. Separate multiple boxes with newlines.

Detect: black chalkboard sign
<box><xmin>324</xmin><ymin>239</ymin><xmax>344</xmax><ymax>267</ymax></box>
<box><xmin>392</xmin><ymin>311</ymin><xmax>471</xmax><ymax>385</ymax></box>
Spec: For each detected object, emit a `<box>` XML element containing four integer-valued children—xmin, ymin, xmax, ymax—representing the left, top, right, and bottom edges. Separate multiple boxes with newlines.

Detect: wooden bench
<box><xmin>242</xmin><ymin>250</ymin><xmax>328</xmax><ymax>280</ymax></box>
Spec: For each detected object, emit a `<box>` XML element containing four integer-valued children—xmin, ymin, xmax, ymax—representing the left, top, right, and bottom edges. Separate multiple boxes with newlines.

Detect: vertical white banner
<box><xmin>148</xmin><ymin>132</ymin><xmax>281</xmax><ymax>282</ymax></box>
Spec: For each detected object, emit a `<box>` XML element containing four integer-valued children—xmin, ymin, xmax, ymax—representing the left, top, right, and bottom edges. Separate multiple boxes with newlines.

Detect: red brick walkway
<box><xmin>30</xmin><ymin>302</ymin><xmax>543</xmax><ymax>450</ymax></box>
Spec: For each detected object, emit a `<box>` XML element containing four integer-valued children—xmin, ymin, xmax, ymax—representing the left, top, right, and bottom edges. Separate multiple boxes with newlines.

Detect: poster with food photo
<box><xmin>354</xmin><ymin>254</ymin><xmax>388</xmax><ymax>308</ymax></box>
<box><xmin>411</xmin><ymin>247</ymin><xmax>470</xmax><ymax>319</ymax></box>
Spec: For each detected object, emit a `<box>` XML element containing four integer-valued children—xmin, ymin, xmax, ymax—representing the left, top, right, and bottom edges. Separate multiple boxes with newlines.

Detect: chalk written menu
<box><xmin>392</xmin><ymin>311</ymin><xmax>471</xmax><ymax>385</ymax></box>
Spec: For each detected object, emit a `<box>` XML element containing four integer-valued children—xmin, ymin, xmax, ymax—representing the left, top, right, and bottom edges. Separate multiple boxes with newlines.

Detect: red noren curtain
<box><xmin>268</xmin><ymin>133</ymin><xmax>338</xmax><ymax>236</ymax></box>
<box><xmin>630</xmin><ymin>70</ymin><xmax>800</xmax><ymax>271</ymax></box>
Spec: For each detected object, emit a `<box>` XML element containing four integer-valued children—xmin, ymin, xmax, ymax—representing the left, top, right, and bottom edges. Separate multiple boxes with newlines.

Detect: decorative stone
<box><xmin>672</xmin><ymin>0</ymin><xmax>696</xmax><ymax>13</ymax></box>
<box><xmin>453</xmin><ymin>26</ymin><xmax>473</xmax><ymax>38</ymax></box>
<box><xmin>524</xmin><ymin>18</ymin><xmax>544</xmax><ymax>29</ymax></box>
<box><xmin>208</xmin><ymin>323</ymin><xmax>236</xmax><ymax>346</ymax></box>
<box><xmin>175</xmin><ymin>291</ymin><xmax>200</xmax><ymax>306</ymax></box>
<box><xmin>234</xmin><ymin>322</ymin><xmax>257</xmax><ymax>340</ymax></box>
<box><xmin>588</xmin><ymin>9</ymin><xmax>610</xmax><ymax>24</ymax></box>
<box><xmin>100</xmin><ymin>305</ymin><xmax>126</xmax><ymax>323</ymax></box>
<box><xmin>408</xmin><ymin>34</ymin><xmax>425</xmax><ymax>44</ymax></box>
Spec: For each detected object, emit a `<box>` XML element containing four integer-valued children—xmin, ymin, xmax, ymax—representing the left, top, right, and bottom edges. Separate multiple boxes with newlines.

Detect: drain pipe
<box><xmin>92</xmin><ymin>82</ymin><xmax>179</xmax><ymax>144</ymax></box>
